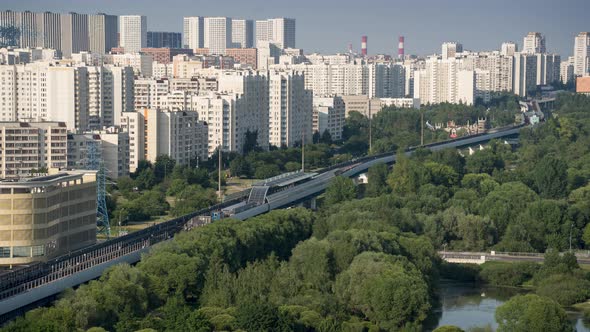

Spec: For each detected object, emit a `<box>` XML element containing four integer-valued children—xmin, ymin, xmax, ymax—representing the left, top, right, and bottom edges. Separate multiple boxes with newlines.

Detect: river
<box><xmin>423</xmin><ymin>280</ymin><xmax>590</xmax><ymax>331</ymax></box>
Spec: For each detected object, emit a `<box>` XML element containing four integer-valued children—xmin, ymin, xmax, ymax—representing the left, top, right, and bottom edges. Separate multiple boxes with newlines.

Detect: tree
<box><xmin>465</xmin><ymin>149</ymin><xmax>504</xmax><ymax>175</ymax></box>
<box><xmin>387</xmin><ymin>153</ymin><xmax>428</xmax><ymax>195</ymax></box>
<box><xmin>243</xmin><ymin>130</ymin><xmax>260</xmax><ymax>155</ymax></box>
<box><xmin>536</xmin><ymin>274</ymin><xmax>590</xmax><ymax>306</ymax></box>
<box><xmin>495</xmin><ymin>294</ymin><xmax>571</xmax><ymax>332</ymax></box>
<box><xmin>334</xmin><ymin>252</ymin><xmax>430</xmax><ymax>329</ymax></box>
<box><xmin>154</xmin><ymin>155</ymin><xmax>176</xmax><ymax>182</ymax></box>
<box><xmin>365</xmin><ymin>163</ymin><xmax>389</xmax><ymax>197</ymax></box>
<box><xmin>320</xmin><ymin>129</ymin><xmax>333</xmax><ymax>144</ymax></box>
<box><xmin>532</xmin><ymin>154</ymin><xmax>569</xmax><ymax>199</ymax></box>
<box><xmin>325</xmin><ymin>176</ymin><xmax>357</xmax><ymax>205</ymax></box>
<box><xmin>583</xmin><ymin>223</ymin><xmax>590</xmax><ymax>248</ymax></box>
<box><xmin>229</xmin><ymin>156</ymin><xmax>251</xmax><ymax>178</ymax></box>
<box><xmin>235</xmin><ymin>301</ymin><xmax>282</xmax><ymax>332</ymax></box>
<box><xmin>254</xmin><ymin>163</ymin><xmax>281</xmax><ymax>179</ymax></box>
<box><xmin>434</xmin><ymin>326</ymin><xmax>465</xmax><ymax>332</ymax></box>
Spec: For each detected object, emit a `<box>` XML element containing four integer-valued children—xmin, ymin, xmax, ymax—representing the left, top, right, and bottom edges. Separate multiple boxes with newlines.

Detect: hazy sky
<box><xmin>4</xmin><ymin>0</ymin><xmax>590</xmax><ymax>56</ymax></box>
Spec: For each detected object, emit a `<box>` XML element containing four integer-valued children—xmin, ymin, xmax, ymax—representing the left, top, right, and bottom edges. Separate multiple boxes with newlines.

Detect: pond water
<box><xmin>422</xmin><ymin>280</ymin><xmax>590</xmax><ymax>331</ymax></box>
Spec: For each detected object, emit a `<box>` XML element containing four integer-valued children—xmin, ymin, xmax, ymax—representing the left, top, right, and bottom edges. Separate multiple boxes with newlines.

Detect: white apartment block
<box><xmin>368</xmin><ymin>63</ymin><xmax>405</xmax><ymax>98</ymax></box>
<box><xmin>119</xmin><ymin>15</ymin><xmax>147</xmax><ymax>53</ymax></box>
<box><xmin>512</xmin><ymin>52</ymin><xmax>537</xmax><ymax>97</ymax></box>
<box><xmin>457</xmin><ymin>52</ymin><xmax>513</xmax><ymax>97</ymax></box>
<box><xmin>88</xmin><ymin>13</ymin><xmax>118</xmax><ymax>54</ymax></box>
<box><xmin>134</xmin><ymin>78</ymin><xmax>170</xmax><ymax>110</ymax></box>
<box><xmin>152</xmin><ymin>61</ymin><xmax>174</xmax><ymax>78</ymax></box>
<box><xmin>204</xmin><ymin>17</ymin><xmax>232</xmax><ymax>55</ymax></box>
<box><xmin>442</xmin><ymin>42</ymin><xmax>463</xmax><ymax>60</ymax></box>
<box><xmin>312</xmin><ymin>96</ymin><xmax>345</xmax><ymax>141</ymax></box>
<box><xmin>183</xmin><ymin>17</ymin><xmax>204</xmax><ymax>49</ymax></box>
<box><xmin>67</xmin><ymin>127</ymin><xmax>130</xmax><ymax>179</ymax></box>
<box><xmin>561</xmin><ymin>56</ymin><xmax>575</xmax><ymax>85</ymax></box>
<box><xmin>0</xmin><ymin>122</ymin><xmax>67</xmax><ymax>179</ymax></box>
<box><xmin>0</xmin><ymin>63</ymin><xmax>88</xmax><ymax>130</ymax></box>
<box><xmin>536</xmin><ymin>54</ymin><xmax>560</xmax><ymax>85</ymax></box>
<box><xmin>121</xmin><ymin>109</ymin><xmax>207</xmax><ymax>169</ymax></box>
<box><xmin>231</xmin><ymin>19</ymin><xmax>253</xmax><ymax>48</ymax></box>
<box><xmin>268</xmin><ymin>70</ymin><xmax>312</xmax><ymax>148</ymax></box>
<box><xmin>523</xmin><ymin>32</ymin><xmax>545</xmax><ymax>54</ymax></box>
<box><xmin>60</xmin><ymin>12</ymin><xmax>89</xmax><ymax>58</ymax></box>
<box><xmin>105</xmin><ymin>53</ymin><xmax>153</xmax><ymax>77</ymax></box>
<box><xmin>574</xmin><ymin>32</ymin><xmax>590</xmax><ymax>76</ymax></box>
<box><xmin>501</xmin><ymin>42</ymin><xmax>518</xmax><ymax>56</ymax></box>
<box><xmin>217</xmin><ymin>70</ymin><xmax>270</xmax><ymax>151</ymax></box>
<box><xmin>256</xmin><ymin>18</ymin><xmax>296</xmax><ymax>49</ymax></box>
<box><xmin>86</xmin><ymin>65</ymin><xmax>135</xmax><ymax>129</ymax></box>
<box><xmin>414</xmin><ymin>58</ymin><xmax>475</xmax><ymax>105</ymax></box>
<box><xmin>0</xmin><ymin>62</ymin><xmax>134</xmax><ymax>131</ymax></box>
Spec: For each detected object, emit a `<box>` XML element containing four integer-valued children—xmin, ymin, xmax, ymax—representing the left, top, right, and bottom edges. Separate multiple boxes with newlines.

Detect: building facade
<box><xmin>0</xmin><ymin>122</ymin><xmax>67</xmax><ymax>179</ymax></box>
<box><xmin>119</xmin><ymin>15</ymin><xmax>147</xmax><ymax>53</ymax></box>
<box><xmin>0</xmin><ymin>171</ymin><xmax>97</xmax><ymax>266</ymax></box>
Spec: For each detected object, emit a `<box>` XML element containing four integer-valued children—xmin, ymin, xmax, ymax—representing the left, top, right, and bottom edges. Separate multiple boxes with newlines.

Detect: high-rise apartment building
<box><xmin>119</xmin><ymin>15</ymin><xmax>147</xmax><ymax>53</ymax></box>
<box><xmin>204</xmin><ymin>17</ymin><xmax>232</xmax><ymax>55</ymax></box>
<box><xmin>413</xmin><ymin>57</ymin><xmax>475</xmax><ymax>105</ymax></box>
<box><xmin>147</xmin><ymin>31</ymin><xmax>182</xmax><ymax>48</ymax></box>
<box><xmin>312</xmin><ymin>96</ymin><xmax>345</xmax><ymax>141</ymax></box>
<box><xmin>255</xmin><ymin>18</ymin><xmax>296</xmax><ymax>49</ymax></box>
<box><xmin>561</xmin><ymin>56</ymin><xmax>575</xmax><ymax>85</ymax></box>
<box><xmin>501</xmin><ymin>42</ymin><xmax>518</xmax><ymax>56</ymax></box>
<box><xmin>523</xmin><ymin>32</ymin><xmax>546</xmax><ymax>54</ymax></box>
<box><xmin>512</xmin><ymin>52</ymin><xmax>538</xmax><ymax>97</ymax></box>
<box><xmin>61</xmin><ymin>12</ymin><xmax>89</xmax><ymax>57</ymax></box>
<box><xmin>231</xmin><ymin>19</ymin><xmax>253</xmax><ymax>48</ymax></box>
<box><xmin>41</xmin><ymin>11</ymin><xmax>62</xmax><ymax>51</ymax></box>
<box><xmin>121</xmin><ymin>108</ymin><xmax>207</xmax><ymax>167</ymax></box>
<box><xmin>0</xmin><ymin>122</ymin><xmax>67</xmax><ymax>179</ymax></box>
<box><xmin>442</xmin><ymin>42</ymin><xmax>463</xmax><ymax>60</ymax></box>
<box><xmin>574</xmin><ymin>32</ymin><xmax>590</xmax><ymax>76</ymax></box>
<box><xmin>183</xmin><ymin>17</ymin><xmax>204</xmax><ymax>49</ymax></box>
<box><xmin>0</xmin><ymin>62</ymin><xmax>134</xmax><ymax>131</ymax></box>
<box><xmin>268</xmin><ymin>70</ymin><xmax>312</xmax><ymax>148</ymax></box>
<box><xmin>536</xmin><ymin>53</ymin><xmax>561</xmax><ymax>85</ymax></box>
<box><xmin>88</xmin><ymin>13</ymin><xmax>118</xmax><ymax>54</ymax></box>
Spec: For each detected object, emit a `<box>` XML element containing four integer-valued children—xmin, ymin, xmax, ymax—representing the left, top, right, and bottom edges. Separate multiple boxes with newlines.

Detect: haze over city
<box><xmin>5</xmin><ymin>0</ymin><xmax>590</xmax><ymax>56</ymax></box>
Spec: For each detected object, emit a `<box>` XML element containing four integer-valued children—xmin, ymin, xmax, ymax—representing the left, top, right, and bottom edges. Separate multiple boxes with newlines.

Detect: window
<box><xmin>0</xmin><ymin>247</ymin><xmax>10</xmax><ymax>258</ymax></box>
<box><xmin>12</xmin><ymin>246</ymin><xmax>31</xmax><ymax>257</ymax></box>
<box><xmin>32</xmin><ymin>245</ymin><xmax>44</xmax><ymax>257</ymax></box>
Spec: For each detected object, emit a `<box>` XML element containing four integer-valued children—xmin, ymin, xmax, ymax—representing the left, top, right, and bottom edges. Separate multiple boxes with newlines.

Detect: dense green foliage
<box><xmin>495</xmin><ymin>294</ymin><xmax>572</xmax><ymax>332</ymax></box>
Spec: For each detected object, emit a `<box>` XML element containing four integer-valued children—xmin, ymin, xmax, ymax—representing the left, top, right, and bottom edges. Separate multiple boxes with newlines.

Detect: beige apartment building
<box><xmin>0</xmin><ymin>171</ymin><xmax>97</xmax><ymax>266</ymax></box>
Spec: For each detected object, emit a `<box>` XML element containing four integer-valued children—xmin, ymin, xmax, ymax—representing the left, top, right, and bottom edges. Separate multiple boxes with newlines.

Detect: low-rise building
<box><xmin>0</xmin><ymin>170</ymin><xmax>97</xmax><ymax>266</ymax></box>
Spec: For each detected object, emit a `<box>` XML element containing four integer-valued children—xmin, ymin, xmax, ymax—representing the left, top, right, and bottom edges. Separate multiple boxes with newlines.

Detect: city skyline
<box><xmin>3</xmin><ymin>0</ymin><xmax>589</xmax><ymax>57</ymax></box>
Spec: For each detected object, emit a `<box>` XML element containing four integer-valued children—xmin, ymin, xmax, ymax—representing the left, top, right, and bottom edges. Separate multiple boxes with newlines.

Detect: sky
<box><xmin>4</xmin><ymin>0</ymin><xmax>590</xmax><ymax>57</ymax></box>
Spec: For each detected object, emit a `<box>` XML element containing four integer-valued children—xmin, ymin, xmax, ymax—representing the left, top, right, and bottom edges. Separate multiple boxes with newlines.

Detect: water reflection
<box><xmin>423</xmin><ymin>280</ymin><xmax>590</xmax><ymax>331</ymax></box>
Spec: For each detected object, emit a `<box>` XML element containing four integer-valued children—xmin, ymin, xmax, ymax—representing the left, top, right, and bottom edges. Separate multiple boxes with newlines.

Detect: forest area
<box><xmin>3</xmin><ymin>93</ymin><xmax>590</xmax><ymax>331</ymax></box>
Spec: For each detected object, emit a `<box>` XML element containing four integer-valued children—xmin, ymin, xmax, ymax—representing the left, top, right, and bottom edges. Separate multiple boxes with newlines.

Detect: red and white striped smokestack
<box><xmin>361</xmin><ymin>36</ymin><xmax>367</xmax><ymax>56</ymax></box>
<box><xmin>398</xmin><ymin>36</ymin><xmax>405</xmax><ymax>59</ymax></box>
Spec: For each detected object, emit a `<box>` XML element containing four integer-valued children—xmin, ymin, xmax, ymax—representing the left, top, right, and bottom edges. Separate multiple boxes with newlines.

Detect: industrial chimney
<box><xmin>361</xmin><ymin>36</ymin><xmax>367</xmax><ymax>56</ymax></box>
<box><xmin>398</xmin><ymin>36</ymin><xmax>405</xmax><ymax>59</ymax></box>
